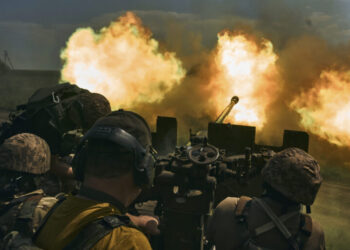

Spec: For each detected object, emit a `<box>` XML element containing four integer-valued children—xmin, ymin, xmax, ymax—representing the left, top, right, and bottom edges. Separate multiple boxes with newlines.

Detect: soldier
<box><xmin>0</xmin><ymin>133</ymin><xmax>67</xmax><ymax>249</ymax></box>
<box><xmin>34</xmin><ymin>110</ymin><xmax>158</xmax><ymax>249</ymax></box>
<box><xmin>0</xmin><ymin>133</ymin><xmax>59</xmax><ymax>203</ymax></box>
<box><xmin>206</xmin><ymin>147</ymin><xmax>325</xmax><ymax>250</ymax></box>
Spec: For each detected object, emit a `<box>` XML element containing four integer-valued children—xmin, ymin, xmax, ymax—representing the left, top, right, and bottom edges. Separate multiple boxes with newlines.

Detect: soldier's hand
<box><xmin>50</xmin><ymin>155</ymin><xmax>74</xmax><ymax>179</ymax></box>
<box><xmin>126</xmin><ymin>213</ymin><xmax>160</xmax><ymax>235</ymax></box>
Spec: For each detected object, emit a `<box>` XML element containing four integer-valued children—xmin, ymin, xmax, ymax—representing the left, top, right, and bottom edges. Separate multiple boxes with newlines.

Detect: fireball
<box><xmin>291</xmin><ymin>70</ymin><xmax>350</xmax><ymax>147</ymax></box>
<box><xmin>60</xmin><ymin>12</ymin><xmax>186</xmax><ymax>109</ymax></box>
<box><xmin>209</xmin><ymin>32</ymin><xmax>280</xmax><ymax>129</ymax></box>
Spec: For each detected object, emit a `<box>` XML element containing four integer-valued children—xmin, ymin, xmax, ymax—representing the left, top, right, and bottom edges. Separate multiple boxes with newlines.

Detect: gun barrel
<box><xmin>215</xmin><ymin>96</ymin><xmax>239</xmax><ymax>124</ymax></box>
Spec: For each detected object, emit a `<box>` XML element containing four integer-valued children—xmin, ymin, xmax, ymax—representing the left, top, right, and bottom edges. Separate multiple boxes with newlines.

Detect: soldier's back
<box><xmin>207</xmin><ymin>196</ymin><xmax>325</xmax><ymax>250</ymax></box>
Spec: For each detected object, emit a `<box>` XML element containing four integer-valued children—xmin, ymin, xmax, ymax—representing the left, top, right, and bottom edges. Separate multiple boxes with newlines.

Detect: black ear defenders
<box><xmin>72</xmin><ymin>125</ymin><xmax>156</xmax><ymax>187</ymax></box>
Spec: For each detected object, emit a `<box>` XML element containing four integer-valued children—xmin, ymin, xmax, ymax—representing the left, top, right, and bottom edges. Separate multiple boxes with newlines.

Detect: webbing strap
<box><xmin>32</xmin><ymin>193</ymin><xmax>66</xmax><ymax>242</ymax></box>
<box><xmin>302</xmin><ymin>214</ymin><xmax>312</xmax><ymax>235</ymax></box>
<box><xmin>254</xmin><ymin>210</ymin><xmax>299</xmax><ymax>236</ymax></box>
<box><xmin>254</xmin><ymin>198</ymin><xmax>299</xmax><ymax>250</ymax></box>
<box><xmin>295</xmin><ymin>214</ymin><xmax>312</xmax><ymax>248</ymax></box>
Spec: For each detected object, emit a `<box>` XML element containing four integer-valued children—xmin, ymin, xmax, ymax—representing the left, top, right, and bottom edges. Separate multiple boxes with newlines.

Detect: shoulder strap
<box><xmin>63</xmin><ymin>215</ymin><xmax>131</xmax><ymax>250</ymax></box>
<box><xmin>295</xmin><ymin>214</ymin><xmax>312</xmax><ymax>248</ymax></box>
<box><xmin>301</xmin><ymin>214</ymin><xmax>312</xmax><ymax>235</ymax></box>
<box><xmin>254</xmin><ymin>198</ymin><xmax>300</xmax><ymax>250</ymax></box>
<box><xmin>253</xmin><ymin>210</ymin><xmax>300</xmax><ymax>237</ymax></box>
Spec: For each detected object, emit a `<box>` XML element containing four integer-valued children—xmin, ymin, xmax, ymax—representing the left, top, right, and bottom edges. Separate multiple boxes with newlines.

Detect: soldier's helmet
<box><xmin>73</xmin><ymin>92</ymin><xmax>112</xmax><ymax>131</ymax></box>
<box><xmin>261</xmin><ymin>147</ymin><xmax>322</xmax><ymax>205</ymax></box>
<box><xmin>0</xmin><ymin>133</ymin><xmax>51</xmax><ymax>174</ymax></box>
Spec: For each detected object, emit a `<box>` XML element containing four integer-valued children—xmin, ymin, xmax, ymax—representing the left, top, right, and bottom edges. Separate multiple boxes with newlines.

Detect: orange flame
<box><xmin>209</xmin><ymin>32</ymin><xmax>280</xmax><ymax>129</ymax></box>
<box><xmin>60</xmin><ymin>12</ymin><xmax>185</xmax><ymax>109</ymax></box>
<box><xmin>291</xmin><ymin>70</ymin><xmax>350</xmax><ymax>146</ymax></box>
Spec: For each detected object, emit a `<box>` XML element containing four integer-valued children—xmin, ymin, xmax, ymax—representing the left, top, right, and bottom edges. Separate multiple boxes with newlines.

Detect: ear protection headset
<box><xmin>72</xmin><ymin>123</ymin><xmax>156</xmax><ymax>187</ymax></box>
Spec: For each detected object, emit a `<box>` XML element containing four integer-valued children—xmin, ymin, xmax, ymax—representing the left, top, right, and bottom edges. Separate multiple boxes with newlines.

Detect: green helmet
<box><xmin>0</xmin><ymin>133</ymin><xmax>51</xmax><ymax>174</ymax></box>
<box><xmin>261</xmin><ymin>147</ymin><xmax>322</xmax><ymax>205</ymax></box>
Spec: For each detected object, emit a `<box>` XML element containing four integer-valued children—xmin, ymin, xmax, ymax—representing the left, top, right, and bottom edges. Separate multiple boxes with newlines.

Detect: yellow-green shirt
<box><xmin>35</xmin><ymin>195</ymin><xmax>151</xmax><ymax>250</ymax></box>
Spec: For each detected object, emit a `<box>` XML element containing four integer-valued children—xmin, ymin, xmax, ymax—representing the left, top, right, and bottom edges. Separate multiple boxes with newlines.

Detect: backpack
<box><xmin>1</xmin><ymin>192</ymin><xmax>132</xmax><ymax>250</ymax></box>
<box><xmin>0</xmin><ymin>83</ymin><xmax>88</xmax><ymax>155</ymax></box>
<box><xmin>235</xmin><ymin>196</ymin><xmax>312</xmax><ymax>250</ymax></box>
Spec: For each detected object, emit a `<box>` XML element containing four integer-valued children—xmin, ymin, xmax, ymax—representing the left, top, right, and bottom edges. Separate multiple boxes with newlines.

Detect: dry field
<box><xmin>313</xmin><ymin>181</ymin><xmax>350</xmax><ymax>250</ymax></box>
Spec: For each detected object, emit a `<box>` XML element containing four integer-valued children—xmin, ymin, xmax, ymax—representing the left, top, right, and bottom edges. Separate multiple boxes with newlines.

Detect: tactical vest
<box><xmin>235</xmin><ymin>196</ymin><xmax>312</xmax><ymax>250</ymax></box>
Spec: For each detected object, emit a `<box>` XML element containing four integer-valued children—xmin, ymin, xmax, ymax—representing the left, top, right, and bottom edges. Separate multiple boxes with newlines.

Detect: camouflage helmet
<box><xmin>79</xmin><ymin>92</ymin><xmax>111</xmax><ymax>130</ymax></box>
<box><xmin>0</xmin><ymin>133</ymin><xmax>51</xmax><ymax>174</ymax></box>
<box><xmin>261</xmin><ymin>147</ymin><xmax>322</xmax><ymax>205</ymax></box>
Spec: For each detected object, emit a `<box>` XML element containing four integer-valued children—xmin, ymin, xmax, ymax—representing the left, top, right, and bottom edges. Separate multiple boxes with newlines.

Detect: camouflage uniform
<box><xmin>0</xmin><ymin>190</ymin><xmax>64</xmax><ymax>250</ymax></box>
<box><xmin>207</xmin><ymin>148</ymin><xmax>325</xmax><ymax>250</ymax></box>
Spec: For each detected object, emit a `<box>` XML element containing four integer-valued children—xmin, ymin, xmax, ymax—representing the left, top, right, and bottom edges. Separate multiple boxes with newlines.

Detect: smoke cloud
<box><xmin>60</xmin><ymin>5</ymin><xmax>350</xmax><ymax>170</ymax></box>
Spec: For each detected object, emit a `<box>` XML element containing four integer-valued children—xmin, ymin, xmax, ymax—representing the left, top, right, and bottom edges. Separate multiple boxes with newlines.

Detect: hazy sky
<box><xmin>1</xmin><ymin>0</ymin><xmax>350</xmax><ymax>70</ymax></box>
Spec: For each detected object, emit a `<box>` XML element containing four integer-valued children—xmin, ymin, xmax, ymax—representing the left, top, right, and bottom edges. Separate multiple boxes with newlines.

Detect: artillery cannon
<box><xmin>189</xmin><ymin>96</ymin><xmax>239</xmax><ymax>146</ymax></box>
<box><xmin>136</xmin><ymin>138</ymin><xmax>276</xmax><ymax>250</ymax></box>
<box><xmin>143</xmin><ymin>94</ymin><xmax>309</xmax><ymax>250</ymax></box>
<box><xmin>215</xmin><ymin>96</ymin><xmax>239</xmax><ymax>124</ymax></box>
